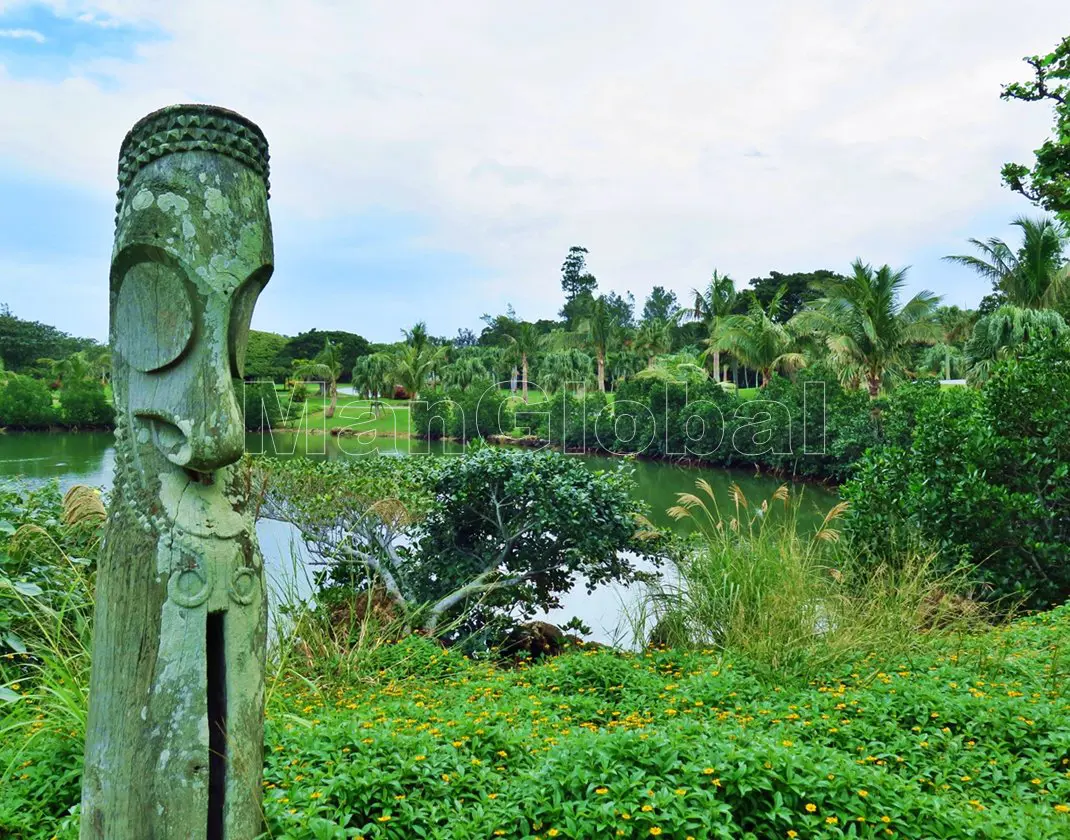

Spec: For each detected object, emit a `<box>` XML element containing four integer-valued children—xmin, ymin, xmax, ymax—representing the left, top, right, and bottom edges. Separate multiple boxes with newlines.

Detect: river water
<box><xmin>0</xmin><ymin>431</ymin><xmax>837</xmax><ymax>644</ymax></box>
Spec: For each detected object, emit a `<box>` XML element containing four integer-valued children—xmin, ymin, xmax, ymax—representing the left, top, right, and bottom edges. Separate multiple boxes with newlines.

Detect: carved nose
<box><xmin>150</xmin><ymin>390</ymin><xmax>246</xmax><ymax>474</ymax></box>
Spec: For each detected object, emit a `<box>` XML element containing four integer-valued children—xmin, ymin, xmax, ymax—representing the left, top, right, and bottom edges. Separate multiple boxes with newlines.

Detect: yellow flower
<box><xmin>788</xmin><ymin>832</ymin><xmax>798</xmax><ymax>839</ymax></box>
<box><xmin>641</xmin><ymin>804</ymin><xmax>654</xmax><ymax>812</ymax></box>
<box><xmin>595</xmin><ymin>787</ymin><xmax>609</xmax><ymax>795</ymax></box>
<box><xmin>1054</xmin><ymin>804</ymin><xmax>1070</xmax><ymax>813</ymax></box>
<box><xmin>805</xmin><ymin>803</ymin><xmax>817</xmax><ymax>813</ymax></box>
<box><xmin>548</xmin><ymin>830</ymin><xmax>560</xmax><ymax>838</ymax></box>
<box><xmin>414</xmin><ymin>755</ymin><xmax>426</xmax><ymax>761</ymax></box>
<box><xmin>702</xmin><ymin>767</ymin><xmax>716</xmax><ymax>775</ymax></box>
<box><xmin>826</xmin><ymin>817</ymin><xmax>838</xmax><ymax>825</ymax></box>
<box><xmin>674</xmin><ymin>788</ymin><xmax>687</xmax><ymax>796</ymax></box>
<box><xmin>310</xmin><ymin>792</ymin><xmax>322</xmax><ymax>800</ymax></box>
<box><xmin>858</xmin><ymin>790</ymin><xmax>868</xmax><ymax>797</ymax></box>
<box><xmin>782</xmin><ymin>740</ymin><xmax>793</xmax><ymax>747</ymax></box>
<box><xmin>377</xmin><ymin>815</ymin><xmax>391</xmax><ymax>823</ymax></box>
<box><xmin>649</xmin><ymin>829</ymin><xmax>663</xmax><ymax>837</ymax></box>
<box><xmin>880</xmin><ymin>816</ymin><xmax>891</xmax><ymax>823</ymax></box>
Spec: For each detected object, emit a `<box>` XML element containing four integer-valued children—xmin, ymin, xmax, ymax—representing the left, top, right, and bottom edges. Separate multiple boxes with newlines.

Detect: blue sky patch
<box><xmin>0</xmin><ymin>3</ymin><xmax>164</xmax><ymax>80</ymax></box>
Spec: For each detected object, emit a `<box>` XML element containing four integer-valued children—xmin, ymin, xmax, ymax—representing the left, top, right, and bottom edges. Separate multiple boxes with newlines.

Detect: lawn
<box><xmin>280</xmin><ymin>391</ymin><xmax>413</xmax><ymax>436</ymax></box>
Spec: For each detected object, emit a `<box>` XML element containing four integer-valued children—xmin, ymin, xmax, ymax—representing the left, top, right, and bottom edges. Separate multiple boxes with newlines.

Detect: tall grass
<box><xmin>629</xmin><ymin>480</ymin><xmax>990</xmax><ymax>681</ymax></box>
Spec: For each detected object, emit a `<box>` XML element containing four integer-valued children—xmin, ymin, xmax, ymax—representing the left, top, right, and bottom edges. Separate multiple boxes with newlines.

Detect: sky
<box><xmin>0</xmin><ymin>1</ymin><xmax>1068</xmax><ymax>344</ymax></box>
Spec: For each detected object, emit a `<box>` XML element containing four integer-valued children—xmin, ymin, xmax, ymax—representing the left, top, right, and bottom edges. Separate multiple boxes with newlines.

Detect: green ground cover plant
<box><xmin>4</xmin><ymin>608</ymin><xmax>1070</xmax><ymax>838</ymax></box>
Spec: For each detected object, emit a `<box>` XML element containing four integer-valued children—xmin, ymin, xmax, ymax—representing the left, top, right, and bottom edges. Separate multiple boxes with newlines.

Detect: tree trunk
<box><xmin>597</xmin><ymin>352</ymin><xmax>606</xmax><ymax>392</ymax></box>
<box><xmin>326</xmin><ymin>383</ymin><xmax>337</xmax><ymax>418</ymax></box>
<box><xmin>868</xmin><ymin>375</ymin><xmax>880</xmax><ymax>398</ymax></box>
<box><xmin>522</xmin><ymin>354</ymin><xmax>528</xmax><ymax>403</ymax></box>
<box><xmin>713</xmin><ymin>349</ymin><xmax>721</xmax><ymax>382</ymax></box>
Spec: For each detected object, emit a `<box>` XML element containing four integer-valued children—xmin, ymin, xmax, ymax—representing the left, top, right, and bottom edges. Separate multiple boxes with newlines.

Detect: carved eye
<box><xmin>229</xmin><ymin>265</ymin><xmax>273</xmax><ymax>379</ymax></box>
<box><xmin>115</xmin><ymin>262</ymin><xmax>194</xmax><ymax>373</ymax></box>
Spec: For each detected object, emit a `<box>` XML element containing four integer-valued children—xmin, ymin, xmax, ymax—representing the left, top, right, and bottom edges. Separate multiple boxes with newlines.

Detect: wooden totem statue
<box><xmin>81</xmin><ymin>105</ymin><xmax>273</xmax><ymax>840</ymax></box>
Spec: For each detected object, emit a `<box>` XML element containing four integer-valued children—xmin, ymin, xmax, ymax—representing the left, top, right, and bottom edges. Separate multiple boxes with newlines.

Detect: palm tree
<box><xmin>500</xmin><ymin>320</ymin><xmax>541</xmax><ymax>402</ymax></box>
<box><xmin>536</xmin><ymin>350</ymin><xmax>594</xmax><ymax>394</ymax></box>
<box><xmin>293</xmin><ymin>338</ymin><xmax>343</xmax><ymax>417</ymax></box>
<box><xmin>443</xmin><ymin>356</ymin><xmax>491</xmax><ymax>392</ymax></box>
<box><xmin>635</xmin><ymin>318</ymin><xmax>673</xmax><ymax>368</ymax></box>
<box><xmin>791</xmin><ymin>261</ymin><xmax>941</xmax><ymax>396</ymax></box>
<box><xmin>963</xmin><ymin>306</ymin><xmax>1069</xmax><ymax>384</ymax></box>
<box><xmin>944</xmin><ymin>216</ymin><xmax>1069</xmax><ymax>309</ymax></box>
<box><xmin>402</xmin><ymin>322</ymin><xmax>432</xmax><ymax>354</ymax></box>
<box><xmin>352</xmin><ymin>352</ymin><xmax>395</xmax><ymax>399</ymax></box>
<box><xmin>580</xmin><ymin>296</ymin><xmax>614</xmax><ymax>392</ymax></box>
<box><xmin>931</xmin><ymin>306</ymin><xmax>977</xmax><ymax>380</ymax></box>
<box><xmin>688</xmin><ymin>270</ymin><xmax>736</xmax><ymax>381</ymax></box>
<box><xmin>715</xmin><ymin>288</ymin><xmax>806</xmax><ymax>387</ymax></box>
<box><xmin>40</xmin><ymin>351</ymin><xmax>94</xmax><ymax>388</ymax></box>
<box><xmin>393</xmin><ymin>325</ymin><xmax>449</xmax><ymax>400</ymax></box>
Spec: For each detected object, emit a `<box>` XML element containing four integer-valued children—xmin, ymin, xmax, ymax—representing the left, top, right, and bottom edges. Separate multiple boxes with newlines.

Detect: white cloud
<box><xmin>0</xmin><ymin>28</ymin><xmax>45</xmax><ymax>43</ymax></box>
<box><xmin>0</xmin><ymin>0</ymin><xmax>1068</xmax><ymax>338</ymax></box>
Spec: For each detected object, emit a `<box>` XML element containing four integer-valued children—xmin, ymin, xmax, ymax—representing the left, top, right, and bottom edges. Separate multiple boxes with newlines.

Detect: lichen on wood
<box><xmin>81</xmin><ymin>104</ymin><xmax>274</xmax><ymax>840</ymax></box>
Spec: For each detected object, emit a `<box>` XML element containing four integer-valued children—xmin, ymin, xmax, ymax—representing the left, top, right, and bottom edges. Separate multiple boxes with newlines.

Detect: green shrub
<box><xmin>58</xmin><ymin>380</ymin><xmax>112</xmax><ymax>428</ymax></box>
<box><xmin>843</xmin><ymin>336</ymin><xmax>1070</xmax><ymax>609</ymax></box>
<box><xmin>241</xmin><ymin>381</ymin><xmax>284</xmax><ymax>430</ymax></box>
<box><xmin>447</xmin><ymin>384</ymin><xmax>515</xmax><ymax>441</ymax></box>
<box><xmin>0</xmin><ymin>375</ymin><xmax>57</xmax><ymax>429</ymax></box>
<box><xmin>410</xmin><ymin>388</ymin><xmax>453</xmax><ymax>440</ymax></box>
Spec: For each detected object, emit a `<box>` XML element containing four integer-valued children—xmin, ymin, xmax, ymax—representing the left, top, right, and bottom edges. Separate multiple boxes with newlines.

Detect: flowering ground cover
<box><xmin>5</xmin><ymin>607</ymin><xmax>1070</xmax><ymax>839</ymax></box>
<box><xmin>254</xmin><ymin>609</ymin><xmax>1070</xmax><ymax>839</ymax></box>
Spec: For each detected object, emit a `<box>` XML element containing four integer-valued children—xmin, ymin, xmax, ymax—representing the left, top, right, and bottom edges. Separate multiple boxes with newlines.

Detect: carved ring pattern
<box><xmin>167</xmin><ymin>552</ymin><xmax>214</xmax><ymax>608</ymax></box>
<box><xmin>228</xmin><ymin>565</ymin><xmax>258</xmax><ymax>606</ymax></box>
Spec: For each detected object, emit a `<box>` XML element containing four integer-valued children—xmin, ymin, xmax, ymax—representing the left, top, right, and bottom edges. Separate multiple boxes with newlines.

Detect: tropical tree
<box><xmin>609</xmin><ymin>346</ymin><xmax>645</xmax><ymax>385</ymax></box>
<box><xmin>39</xmin><ymin>351</ymin><xmax>94</xmax><ymax>388</ymax></box>
<box><xmin>920</xmin><ymin>342</ymin><xmax>966</xmax><ymax>381</ymax></box>
<box><xmin>791</xmin><ymin>261</ymin><xmax>942</xmax><ymax>396</ymax></box>
<box><xmin>929</xmin><ymin>306</ymin><xmax>977</xmax><ymax>380</ymax></box>
<box><xmin>688</xmin><ymin>270</ymin><xmax>736</xmax><ymax>381</ymax></box>
<box><xmin>963</xmin><ymin>306</ymin><xmax>1069</xmax><ymax>384</ymax></box>
<box><xmin>635</xmin><ymin>350</ymin><xmax>708</xmax><ymax>386</ymax></box>
<box><xmin>442</xmin><ymin>356</ymin><xmax>492</xmax><ymax>392</ymax></box>
<box><xmin>393</xmin><ymin>325</ymin><xmax>449</xmax><ymax>400</ymax></box>
<box><xmin>715</xmin><ymin>289</ymin><xmax>806</xmax><ymax>387</ymax></box>
<box><xmin>535</xmin><ymin>350</ymin><xmax>594</xmax><ymax>394</ymax></box>
<box><xmin>580</xmin><ymin>296</ymin><xmax>615</xmax><ymax>392</ymax></box>
<box><xmin>293</xmin><ymin>338</ymin><xmax>344</xmax><ymax>417</ymax></box>
<box><xmin>403</xmin><ymin>322</ymin><xmax>432</xmax><ymax>354</ymax></box>
<box><xmin>87</xmin><ymin>346</ymin><xmax>112</xmax><ymax>386</ymax></box>
<box><xmin>499</xmin><ymin>319</ymin><xmax>541</xmax><ymax>403</ymax></box>
<box><xmin>1000</xmin><ymin>36</ymin><xmax>1070</xmax><ymax>220</ymax></box>
<box><xmin>634</xmin><ymin>318</ymin><xmax>673</xmax><ymax>368</ymax></box>
<box><xmin>944</xmin><ymin>216</ymin><xmax>1069</xmax><ymax>310</ymax></box>
<box><xmin>641</xmin><ymin>286</ymin><xmax>680</xmax><ymax>324</ymax></box>
<box><xmin>352</xmin><ymin>352</ymin><xmax>395</xmax><ymax>399</ymax></box>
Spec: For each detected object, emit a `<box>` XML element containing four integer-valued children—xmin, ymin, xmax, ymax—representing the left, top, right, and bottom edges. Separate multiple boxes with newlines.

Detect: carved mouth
<box><xmin>183</xmin><ymin>468</ymin><xmax>216</xmax><ymax>486</ymax></box>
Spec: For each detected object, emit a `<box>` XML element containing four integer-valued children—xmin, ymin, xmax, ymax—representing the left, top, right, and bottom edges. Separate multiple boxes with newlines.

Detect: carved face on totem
<box><xmin>110</xmin><ymin>106</ymin><xmax>273</xmax><ymax>536</ymax></box>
